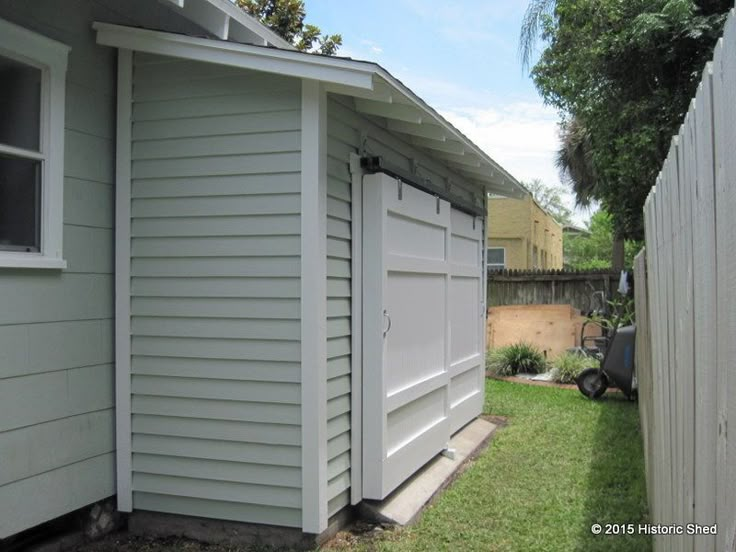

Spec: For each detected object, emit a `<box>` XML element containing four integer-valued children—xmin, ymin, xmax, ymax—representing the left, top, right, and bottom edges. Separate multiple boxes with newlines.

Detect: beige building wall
<box><xmin>487</xmin><ymin>195</ymin><xmax>563</xmax><ymax>270</ymax></box>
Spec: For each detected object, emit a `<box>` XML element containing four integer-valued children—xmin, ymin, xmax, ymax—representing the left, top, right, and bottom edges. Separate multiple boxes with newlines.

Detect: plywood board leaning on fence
<box><xmin>486</xmin><ymin>304</ymin><xmax>601</xmax><ymax>360</ymax></box>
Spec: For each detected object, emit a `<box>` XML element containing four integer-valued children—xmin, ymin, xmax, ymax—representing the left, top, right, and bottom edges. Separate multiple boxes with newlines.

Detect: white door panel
<box><xmin>362</xmin><ymin>173</ymin><xmax>485</xmax><ymax>500</ymax></box>
<box><xmin>448</xmin><ymin>208</ymin><xmax>485</xmax><ymax>434</ymax></box>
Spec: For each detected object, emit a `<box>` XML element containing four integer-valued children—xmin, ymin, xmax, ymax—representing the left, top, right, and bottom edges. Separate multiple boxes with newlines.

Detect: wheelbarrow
<box><xmin>576</xmin><ymin>321</ymin><xmax>637</xmax><ymax>400</ymax></box>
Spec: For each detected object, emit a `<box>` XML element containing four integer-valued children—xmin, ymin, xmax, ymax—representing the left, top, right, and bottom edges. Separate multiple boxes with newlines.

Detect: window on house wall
<box><xmin>487</xmin><ymin>247</ymin><xmax>505</xmax><ymax>271</ymax></box>
<box><xmin>0</xmin><ymin>18</ymin><xmax>69</xmax><ymax>268</ymax></box>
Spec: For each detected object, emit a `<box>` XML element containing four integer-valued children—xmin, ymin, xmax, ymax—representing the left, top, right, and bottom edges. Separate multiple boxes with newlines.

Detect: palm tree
<box><xmin>556</xmin><ymin>117</ymin><xmax>625</xmax><ymax>270</ymax></box>
<box><xmin>519</xmin><ymin>0</ymin><xmax>556</xmax><ymax>70</ymax></box>
<box><xmin>556</xmin><ymin>117</ymin><xmax>597</xmax><ymax>207</ymax></box>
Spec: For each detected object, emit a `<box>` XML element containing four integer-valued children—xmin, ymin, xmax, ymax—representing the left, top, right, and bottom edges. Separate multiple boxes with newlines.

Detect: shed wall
<box><xmin>325</xmin><ymin>100</ymin><xmax>354</xmax><ymax>517</ymax></box>
<box><xmin>0</xmin><ymin>0</ymin><xmax>207</xmax><ymax>539</ymax></box>
<box><xmin>128</xmin><ymin>55</ymin><xmax>304</xmax><ymax>527</ymax></box>
<box><xmin>323</xmin><ymin>94</ymin><xmax>489</xmax><ymax>517</ymax></box>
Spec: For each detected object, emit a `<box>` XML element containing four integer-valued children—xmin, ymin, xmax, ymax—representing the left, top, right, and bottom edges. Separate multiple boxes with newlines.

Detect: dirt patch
<box><xmin>321</xmin><ymin>521</ymin><xmax>397</xmax><ymax>550</ymax></box>
<box><xmin>74</xmin><ymin>534</ymin><xmax>295</xmax><ymax>551</ymax></box>
<box><xmin>481</xmin><ymin>414</ymin><xmax>508</xmax><ymax>428</ymax></box>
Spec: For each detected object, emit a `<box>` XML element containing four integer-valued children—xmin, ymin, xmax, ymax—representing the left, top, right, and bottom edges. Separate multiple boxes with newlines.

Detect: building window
<box><xmin>487</xmin><ymin>247</ymin><xmax>505</xmax><ymax>271</ymax></box>
<box><xmin>0</xmin><ymin>18</ymin><xmax>70</xmax><ymax>268</ymax></box>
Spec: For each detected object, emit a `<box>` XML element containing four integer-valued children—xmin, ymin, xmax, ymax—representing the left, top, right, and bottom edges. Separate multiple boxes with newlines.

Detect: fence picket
<box><xmin>636</xmin><ymin>10</ymin><xmax>736</xmax><ymax>552</ymax></box>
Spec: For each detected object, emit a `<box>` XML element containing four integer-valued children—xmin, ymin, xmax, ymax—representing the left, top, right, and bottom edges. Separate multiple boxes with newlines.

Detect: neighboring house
<box><xmin>487</xmin><ymin>194</ymin><xmax>563</xmax><ymax>271</ymax></box>
<box><xmin>0</xmin><ymin>0</ymin><xmax>525</xmax><ymax>544</ymax></box>
<box><xmin>562</xmin><ymin>223</ymin><xmax>590</xmax><ymax>238</ymax></box>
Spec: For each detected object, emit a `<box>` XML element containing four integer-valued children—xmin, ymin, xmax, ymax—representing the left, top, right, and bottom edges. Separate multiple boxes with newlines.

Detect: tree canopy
<box><xmin>564</xmin><ymin>210</ymin><xmax>642</xmax><ymax>270</ymax></box>
<box><xmin>522</xmin><ymin>179</ymin><xmax>573</xmax><ymax>226</ymax></box>
<box><xmin>525</xmin><ymin>0</ymin><xmax>730</xmax><ymax>240</ymax></box>
<box><xmin>236</xmin><ymin>0</ymin><xmax>342</xmax><ymax>55</ymax></box>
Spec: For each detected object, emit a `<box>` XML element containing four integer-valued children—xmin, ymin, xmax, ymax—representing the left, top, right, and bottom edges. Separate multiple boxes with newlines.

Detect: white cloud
<box><xmin>360</xmin><ymin>39</ymin><xmax>383</xmax><ymax>54</ymax></box>
<box><xmin>439</xmin><ymin>103</ymin><xmax>591</xmax><ymax>225</ymax></box>
<box><xmin>333</xmin><ymin>53</ymin><xmax>592</xmax><ymax>224</ymax></box>
<box><xmin>440</xmin><ymin>103</ymin><xmax>559</xmax><ymax>184</ymax></box>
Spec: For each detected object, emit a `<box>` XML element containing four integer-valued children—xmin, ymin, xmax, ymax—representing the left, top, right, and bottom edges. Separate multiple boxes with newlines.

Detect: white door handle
<box><xmin>383</xmin><ymin>309</ymin><xmax>391</xmax><ymax>338</ymax></box>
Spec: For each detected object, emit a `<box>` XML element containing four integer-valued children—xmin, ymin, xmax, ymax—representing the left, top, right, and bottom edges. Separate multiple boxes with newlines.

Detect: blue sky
<box><xmin>305</xmin><ymin>0</ymin><xmax>584</xmax><ymax>220</ymax></box>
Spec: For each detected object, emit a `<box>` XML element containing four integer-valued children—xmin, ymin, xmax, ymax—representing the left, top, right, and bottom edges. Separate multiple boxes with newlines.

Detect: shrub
<box><xmin>550</xmin><ymin>352</ymin><xmax>599</xmax><ymax>384</ymax></box>
<box><xmin>486</xmin><ymin>342</ymin><xmax>547</xmax><ymax>376</ymax></box>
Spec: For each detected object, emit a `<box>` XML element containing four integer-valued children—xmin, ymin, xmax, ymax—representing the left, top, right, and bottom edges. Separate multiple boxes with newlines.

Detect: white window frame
<box><xmin>0</xmin><ymin>18</ymin><xmax>69</xmax><ymax>269</ymax></box>
<box><xmin>487</xmin><ymin>246</ymin><xmax>505</xmax><ymax>271</ymax></box>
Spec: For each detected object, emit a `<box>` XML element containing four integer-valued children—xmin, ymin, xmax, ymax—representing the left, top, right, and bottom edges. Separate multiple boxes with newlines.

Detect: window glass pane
<box><xmin>0</xmin><ymin>155</ymin><xmax>41</xmax><ymax>252</ymax></box>
<box><xmin>487</xmin><ymin>248</ymin><xmax>504</xmax><ymax>264</ymax></box>
<box><xmin>0</xmin><ymin>54</ymin><xmax>41</xmax><ymax>151</ymax></box>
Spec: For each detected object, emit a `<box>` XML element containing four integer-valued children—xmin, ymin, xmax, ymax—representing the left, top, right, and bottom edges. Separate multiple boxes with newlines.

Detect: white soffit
<box><xmin>94</xmin><ymin>22</ymin><xmax>526</xmax><ymax>199</ymax></box>
<box><xmin>157</xmin><ymin>0</ymin><xmax>295</xmax><ymax>49</ymax></box>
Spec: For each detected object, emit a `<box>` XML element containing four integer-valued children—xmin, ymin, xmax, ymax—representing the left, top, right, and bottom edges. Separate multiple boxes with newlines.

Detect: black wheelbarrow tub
<box><xmin>602</xmin><ymin>324</ymin><xmax>636</xmax><ymax>398</ymax></box>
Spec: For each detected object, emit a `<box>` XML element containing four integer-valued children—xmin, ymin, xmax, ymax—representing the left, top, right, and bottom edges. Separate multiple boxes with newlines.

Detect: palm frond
<box><xmin>519</xmin><ymin>0</ymin><xmax>556</xmax><ymax>71</ymax></box>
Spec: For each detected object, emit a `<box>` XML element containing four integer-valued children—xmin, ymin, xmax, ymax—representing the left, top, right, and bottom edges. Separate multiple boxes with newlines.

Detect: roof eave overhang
<box><xmin>93</xmin><ymin>22</ymin><xmax>527</xmax><ymax>201</ymax></box>
<box><xmin>157</xmin><ymin>0</ymin><xmax>295</xmax><ymax>50</ymax></box>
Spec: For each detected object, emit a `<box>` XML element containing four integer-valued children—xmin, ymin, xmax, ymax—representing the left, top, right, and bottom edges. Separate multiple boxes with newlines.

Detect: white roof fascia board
<box><xmin>94</xmin><ymin>23</ymin><xmax>525</xmax><ymax>197</ymax></box>
<box><xmin>93</xmin><ymin>23</ymin><xmax>374</xmax><ymax>90</ymax></box>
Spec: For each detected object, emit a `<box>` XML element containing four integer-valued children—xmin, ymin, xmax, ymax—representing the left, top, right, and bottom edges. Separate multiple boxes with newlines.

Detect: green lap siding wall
<box><xmin>326</xmin><ymin>102</ymin><xmax>353</xmax><ymax>518</ymax></box>
<box><xmin>0</xmin><ymin>0</ymin><xmax>224</xmax><ymax>539</ymax></box>
<box><xmin>128</xmin><ymin>55</ymin><xmax>304</xmax><ymax>527</ymax></box>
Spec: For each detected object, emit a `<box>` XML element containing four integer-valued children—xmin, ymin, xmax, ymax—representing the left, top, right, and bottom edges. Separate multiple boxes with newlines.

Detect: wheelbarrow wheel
<box><xmin>576</xmin><ymin>368</ymin><xmax>609</xmax><ymax>399</ymax></box>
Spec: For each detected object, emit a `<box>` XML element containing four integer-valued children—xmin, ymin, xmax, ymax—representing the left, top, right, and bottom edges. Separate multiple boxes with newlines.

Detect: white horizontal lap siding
<box><xmin>129</xmin><ymin>55</ymin><xmax>302</xmax><ymax>528</ymax></box>
<box><xmin>325</xmin><ymin>100</ymin><xmax>354</xmax><ymax>517</ymax></box>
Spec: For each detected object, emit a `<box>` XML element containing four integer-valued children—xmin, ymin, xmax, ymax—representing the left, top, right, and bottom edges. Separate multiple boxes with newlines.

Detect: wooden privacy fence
<box><xmin>635</xmin><ymin>11</ymin><xmax>736</xmax><ymax>552</ymax></box>
<box><xmin>487</xmin><ymin>269</ymin><xmax>619</xmax><ymax>313</ymax></box>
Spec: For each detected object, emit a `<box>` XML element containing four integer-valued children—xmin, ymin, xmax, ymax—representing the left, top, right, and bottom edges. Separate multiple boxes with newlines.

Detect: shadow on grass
<box><xmin>574</xmin><ymin>392</ymin><xmax>652</xmax><ymax>552</ymax></box>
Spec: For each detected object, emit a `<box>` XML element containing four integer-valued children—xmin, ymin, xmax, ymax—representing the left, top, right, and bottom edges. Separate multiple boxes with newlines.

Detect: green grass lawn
<box><xmin>366</xmin><ymin>379</ymin><xmax>651</xmax><ymax>552</ymax></box>
<box><xmin>77</xmin><ymin>379</ymin><xmax>650</xmax><ymax>552</ymax></box>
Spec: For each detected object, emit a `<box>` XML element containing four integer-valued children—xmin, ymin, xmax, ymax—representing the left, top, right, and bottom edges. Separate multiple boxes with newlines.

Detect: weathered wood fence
<box><xmin>634</xmin><ymin>11</ymin><xmax>736</xmax><ymax>552</ymax></box>
<box><xmin>487</xmin><ymin>269</ymin><xmax>619</xmax><ymax>313</ymax></box>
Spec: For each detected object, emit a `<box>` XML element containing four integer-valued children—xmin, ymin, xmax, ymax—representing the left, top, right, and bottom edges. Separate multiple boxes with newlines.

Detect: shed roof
<box><xmin>94</xmin><ymin>21</ymin><xmax>527</xmax><ymax>200</ymax></box>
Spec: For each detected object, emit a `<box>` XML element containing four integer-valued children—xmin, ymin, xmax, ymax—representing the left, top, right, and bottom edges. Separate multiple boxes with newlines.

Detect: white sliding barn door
<box><xmin>362</xmin><ymin>172</ymin><xmax>485</xmax><ymax>500</ymax></box>
<box><xmin>448</xmin><ymin>209</ymin><xmax>485</xmax><ymax>433</ymax></box>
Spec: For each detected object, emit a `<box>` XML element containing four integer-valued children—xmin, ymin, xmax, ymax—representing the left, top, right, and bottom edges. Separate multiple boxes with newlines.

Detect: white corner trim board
<box><xmin>114</xmin><ymin>48</ymin><xmax>133</xmax><ymax>512</ymax></box>
<box><xmin>349</xmin><ymin>153</ymin><xmax>364</xmax><ymax>505</ymax></box>
<box><xmin>300</xmin><ymin>79</ymin><xmax>329</xmax><ymax>534</ymax></box>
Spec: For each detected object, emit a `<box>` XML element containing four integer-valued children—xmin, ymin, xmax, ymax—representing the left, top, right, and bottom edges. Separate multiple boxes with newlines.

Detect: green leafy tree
<box><xmin>236</xmin><ymin>0</ymin><xmax>342</xmax><ymax>55</ymax></box>
<box><xmin>564</xmin><ymin>210</ymin><xmax>642</xmax><ymax>270</ymax></box>
<box><xmin>522</xmin><ymin>0</ymin><xmax>730</xmax><ymax>240</ymax></box>
<box><xmin>522</xmin><ymin>178</ymin><xmax>573</xmax><ymax>226</ymax></box>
